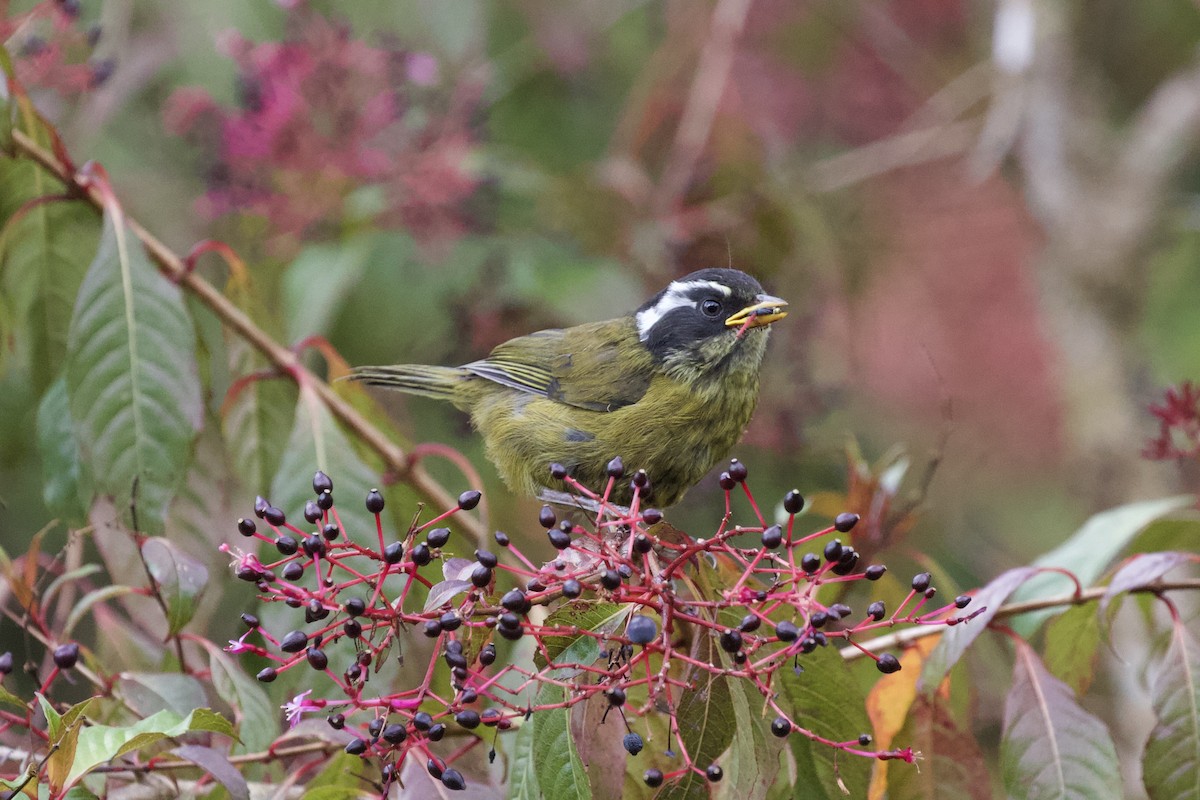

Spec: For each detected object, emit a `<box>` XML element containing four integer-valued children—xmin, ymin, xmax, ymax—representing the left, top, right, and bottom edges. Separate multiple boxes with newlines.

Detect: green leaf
<box><xmin>0</xmin><ymin>684</ymin><xmax>25</xmax><ymax>712</ymax></box>
<box><xmin>222</xmin><ymin>338</ymin><xmax>295</xmax><ymax>496</ymax></box>
<box><xmin>0</xmin><ymin>196</ymin><xmax>98</xmax><ymax>392</ymax></box>
<box><xmin>1008</xmin><ymin>497</ymin><xmax>1193</xmax><ymax>636</ymax></box>
<box><xmin>661</xmin><ymin>637</ymin><xmax>736</xmax><ymax>800</ymax></box>
<box><xmin>1142</xmin><ymin>618</ymin><xmax>1200</xmax><ymax>800</ymax></box>
<box><xmin>1001</xmin><ymin>641</ymin><xmax>1120</xmax><ymax>800</ymax></box>
<box><xmin>779</xmin><ymin>646</ymin><xmax>871</xmax><ymax>800</ymax></box>
<box><xmin>36</xmin><ymin>375</ymin><xmax>90</xmax><ymax>524</ymax></box>
<box><xmin>282</xmin><ymin>238</ymin><xmax>375</xmax><ymax>345</ymax></box>
<box><xmin>65</xmin><ymin>707</ymin><xmax>235</xmax><ymax>788</ymax></box>
<box><xmin>888</xmin><ymin>696</ymin><xmax>991</xmax><ymax>800</ymax></box>
<box><xmin>141</xmin><ymin>536</ymin><xmax>208</xmax><ymax>635</ymax></box>
<box><xmin>201</xmin><ymin>639</ymin><xmax>278</xmax><ymax>754</ymax></box>
<box><xmin>117</xmin><ymin>672</ymin><xmax>208</xmax><ymax>719</ymax></box>
<box><xmin>63</xmin><ymin>584</ymin><xmax>138</xmax><ymax>638</ymax></box>
<box><xmin>921</xmin><ymin>567</ymin><xmax>1038</xmax><ymax>693</ymax></box>
<box><xmin>64</xmin><ymin>208</ymin><xmax>202</xmax><ymax>534</ymax></box>
<box><xmin>508</xmin><ymin>715</ymin><xmax>542</xmax><ymax>800</ymax></box>
<box><xmin>1042</xmin><ymin>603</ymin><xmax>1102</xmax><ymax>695</ymax></box>
<box><xmin>269</xmin><ymin>385</ymin><xmax>388</xmax><ymax>547</ymax></box>
<box><xmin>531</xmin><ymin>683</ymin><xmax>592</xmax><ymax>800</ymax></box>
<box><xmin>724</xmin><ymin>658</ymin><xmax>784</xmax><ymax>800</ymax></box>
<box><xmin>303</xmin><ymin>750</ymin><xmax>373</xmax><ymax>795</ymax></box>
<box><xmin>534</xmin><ymin>602</ymin><xmax>630</xmax><ymax>672</ymax></box>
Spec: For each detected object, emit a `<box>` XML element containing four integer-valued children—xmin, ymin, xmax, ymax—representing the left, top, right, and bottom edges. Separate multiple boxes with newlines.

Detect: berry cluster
<box><xmin>223</xmin><ymin>460</ymin><xmax>980</xmax><ymax>793</ymax></box>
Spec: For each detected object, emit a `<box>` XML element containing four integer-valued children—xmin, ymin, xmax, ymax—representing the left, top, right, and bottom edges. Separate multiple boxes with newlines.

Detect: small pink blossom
<box><xmin>282</xmin><ymin>690</ymin><xmax>323</xmax><ymax>728</ymax></box>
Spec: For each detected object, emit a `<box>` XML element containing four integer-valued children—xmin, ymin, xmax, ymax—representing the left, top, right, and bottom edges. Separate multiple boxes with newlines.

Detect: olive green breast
<box><xmin>459</xmin><ymin>349</ymin><xmax>763</xmax><ymax>507</ymax></box>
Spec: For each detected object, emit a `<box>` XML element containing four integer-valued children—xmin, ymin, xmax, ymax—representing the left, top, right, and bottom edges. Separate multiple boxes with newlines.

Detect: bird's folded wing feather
<box><xmin>463</xmin><ymin>321</ymin><xmax>654</xmax><ymax>412</ymax></box>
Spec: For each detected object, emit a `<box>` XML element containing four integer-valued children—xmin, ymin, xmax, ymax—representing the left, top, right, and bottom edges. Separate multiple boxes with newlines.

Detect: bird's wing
<box><xmin>463</xmin><ymin>321</ymin><xmax>654</xmax><ymax>412</ymax></box>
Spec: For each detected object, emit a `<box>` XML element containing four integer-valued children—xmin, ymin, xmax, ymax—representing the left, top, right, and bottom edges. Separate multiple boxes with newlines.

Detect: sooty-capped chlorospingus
<box><xmin>353</xmin><ymin>268</ymin><xmax>787</xmax><ymax>507</ymax></box>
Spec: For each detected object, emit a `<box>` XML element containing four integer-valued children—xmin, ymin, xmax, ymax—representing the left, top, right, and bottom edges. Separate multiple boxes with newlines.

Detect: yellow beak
<box><xmin>725</xmin><ymin>294</ymin><xmax>788</xmax><ymax>329</ymax></box>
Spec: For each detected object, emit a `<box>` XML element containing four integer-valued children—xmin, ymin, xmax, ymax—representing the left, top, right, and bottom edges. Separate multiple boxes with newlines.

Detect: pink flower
<box><xmin>282</xmin><ymin>690</ymin><xmax>323</xmax><ymax>728</ymax></box>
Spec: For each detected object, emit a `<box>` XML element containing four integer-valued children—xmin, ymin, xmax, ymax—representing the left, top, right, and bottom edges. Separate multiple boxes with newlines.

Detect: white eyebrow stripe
<box><xmin>635</xmin><ymin>279</ymin><xmax>733</xmax><ymax>341</ymax></box>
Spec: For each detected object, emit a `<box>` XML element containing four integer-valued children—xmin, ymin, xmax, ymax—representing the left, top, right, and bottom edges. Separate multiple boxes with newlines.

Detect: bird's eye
<box><xmin>701</xmin><ymin>299</ymin><xmax>723</xmax><ymax>317</ymax></box>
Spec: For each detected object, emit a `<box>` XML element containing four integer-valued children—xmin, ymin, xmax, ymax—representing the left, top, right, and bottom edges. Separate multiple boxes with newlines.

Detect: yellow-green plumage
<box><xmin>354</xmin><ymin>269</ymin><xmax>784</xmax><ymax>507</ymax></box>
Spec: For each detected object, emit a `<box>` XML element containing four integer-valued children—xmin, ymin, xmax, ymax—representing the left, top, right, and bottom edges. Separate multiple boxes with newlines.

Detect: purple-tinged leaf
<box><xmin>1142</xmin><ymin>618</ymin><xmax>1200</xmax><ymax>800</ymax></box>
<box><xmin>172</xmin><ymin>745</ymin><xmax>250</xmax><ymax>800</ymax></box>
<box><xmin>1001</xmin><ymin>640</ymin><xmax>1120</xmax><ymax>800</ymax></box>
<box><xmin>423</xmin><ymin>579</ymin><xmax>472</xmax><ymax>611</ymax></box>
<box><xmin>1101</xmin><ymin>551</ymin><xmax>1198</xmax><ymax>614</ymax></box>
<box><xmin>920</xmin><ymin>566</ymin><xmax>1038</xmax><ymax>693</ymax></box>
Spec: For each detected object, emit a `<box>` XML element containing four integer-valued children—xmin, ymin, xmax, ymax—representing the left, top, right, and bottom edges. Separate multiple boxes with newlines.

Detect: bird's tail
<box><xmin>350</xmin><ymin>364</ymin><xmax>468</xmax><ymax>401</ymax></box>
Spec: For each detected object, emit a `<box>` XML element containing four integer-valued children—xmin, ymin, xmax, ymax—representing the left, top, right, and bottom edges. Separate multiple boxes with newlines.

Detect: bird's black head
<box><xmin>635</xmin><ymin>268</ymin><xmax>787</xmax><ymax>379</ymax></box>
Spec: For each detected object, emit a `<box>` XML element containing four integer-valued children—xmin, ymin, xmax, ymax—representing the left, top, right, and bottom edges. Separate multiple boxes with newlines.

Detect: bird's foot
<box><xmin>535</xmin><ymin>489</ymin><xmax>632</xmax><ymax>519</ymax></box>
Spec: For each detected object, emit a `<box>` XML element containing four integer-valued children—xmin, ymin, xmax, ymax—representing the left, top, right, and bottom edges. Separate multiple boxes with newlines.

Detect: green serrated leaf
<box><xmin>661</xmin><ymin>637</ymin><xmax>735</xmax><ymax>800</ymax></box>
<box><xmin>1008</xmin><ymin>497</ymin><xmax>1193</xmax><ymax>636</ymax></box>
<box><xmin>1142</xmin><ymin>619</ymin><xmax>1200</xmax><ymax>800</ymax></box>
<box><xmin>0</xmin><ymin>194</ymin><xmax>98</xmax><ymax>392</ymax></box>
<box><xmin>269</xmin><ymin>385</ymin><xmax>388</xmax><ymax>547</ymax></box>
<box><xmin>282</xmin><ymin>238</ymin><xmax>375</xmax><ymax>345</ymax></box>
<box><xmin>36</xmin><ymin>375</ymin><xmax>90</xmax><ymax>524</ymax></box>
<box><xmin>303</xmin><ymin>750</ymin><xmax>373</xmax><ymax>795</ymax></box>
<box><xmin>509</xmin><ymin>712</ymin><xmax>542</xmax><ymax>800</ymax></box>
<box><xmin>532</xmin><ymin>683</ymin><xmax>592</xmax><ymax>800</ymax></box>
<box><xmin>141</xmin><ymin>537</ymin><xmax>208</xmax><ymax>635</ymax></box>
<box><xmin>201</xmin><ymin>640</ymin><xmax>278</xmax><ymax>754</ymax></box>
<box><xmin>1001</xmin><ymin>641</ymin><xmax>1120</xmax><ymax>800</ymax></box>
<box><xmin>1042</xmin><ymin>602</ymin><xmax>1102</xmax><ymax>695</ymax></box>
<box><xmin>780</xmin><ymin>646</ymin><xmax>872</xmax><ymax>800</ymax></box>
<box><xmin>64</xmin><ymin>208</ymin><xmax>202</xmax><ymax>534</ymax></box>
<box><xmin>723</xmin><ymin>659</ymin><xmax>783</xmax><ymax>800</ymax></box>
<box><xmin>222</xmin><ymin>337</ymin><xmax>295</xmax><ymax>495</ymax></box>
<box><xmin>535</xmin><ymin>602</ymin><xmax>630</xmax><ymax>672</ymax></box>
<box><xmin>65</xmin><ymin>707</ymin><xmax>235</xmax><ymax>788</ymax></box>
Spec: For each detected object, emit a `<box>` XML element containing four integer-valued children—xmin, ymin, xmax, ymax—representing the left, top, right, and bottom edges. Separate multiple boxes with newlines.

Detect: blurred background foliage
<box><xmin>3</xmin><ymin>0</ymin><xmax>1200</xmax><ymax>791</ymax></box>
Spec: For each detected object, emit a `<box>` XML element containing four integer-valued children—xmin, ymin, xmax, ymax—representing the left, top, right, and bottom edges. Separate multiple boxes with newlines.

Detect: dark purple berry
<box><xmin>600</xmin><ymin>570</ymin><xmax>621</xmax><ymax>590</ymax></box>
<box><xmin>877</xmin><ymin>654</ymin><xmax>901</xmax><ymax>674</ymax></box>
<box><xmin>423</xmin><ymin>620</ymin><xmax>443</xmax><ymax>638</ymax></box>
<box><xmin>475</xmin><ymin>549</ymin><xmax>498</xmax><ymax>568</ymax></box>
<box><xmin>256</xmin><ymin>667</ymin><xmax>277</xmax><ymax>682</ymax></box>
<box><xmin>911</xmin><ymin>573</ymin><xmax>932</xmax><ymax>593</ymax></box>
<box><xmin>834</xmin><ymin>512</ymin><xmax>859</xmax><ymax>533</ymax></box>
<box><xmin>623</xmin><ymin>732</ymin><xmax>644</xmax><ymax>755</ymax></box>
<box><xmin>427</xmin><ymin>527</ymin><xmax>451</xmax><ymax>548</ymax></box>
<box><xmin>282</xmin><ymin>562</ymin><xmax>304</xmax><ymax>581</ymax></box>
<box><xmin>719</xmin><ymin>629</ymin><xmax>743</xmax><ymax>653</ymax></box>
<box><xmin>479</xmin><ymin>644</ymin><xmax>496</xmax><ymax>666</ymax></box>
<box><xmin>783</xmin><ymin>490</ymin><xmax>804</xmax><ymax>514</ymax></box>
<box><xmin>562</xmin><ymin>579</ymin><xmax>582</xmax><ymax>599</ymax></box>
<box><xmin>829</xmin><ymin>603</ymin><xmax>852</xmax><ymax>619</ymax></box>
<box><xmin>470</xmin><ymin>564</ymin><xmax>493</xmax><ymax>588</ymax></box>
<box><xmin>868</xmin><ymin>601</ymin><xmax>886</xmax><ymax>621</ymax></box>
<box><xmin>344</xmin><ymin>619</ymin><xmax>362</xmax><ymax>638</ymax></box>
<box><xmin>644</xmin><ymin>768</ymin><xmax>664</xmax><ymax>787</ymax></box>
<box><xmin>607</xmin><ymin>687</ymin><xmax>627</xmax><ymax>706</ymax></box>
<box><xmin>275</xmin><ymin>536</ymin><xmax>298</xmax><ymax>555</ymax></box>
<box><xmin>382</xmin><ymin>723</ymin><xmax>407</xmax><ymax>743</ymax></box>
<box><xmin>303</xmin><ymin>500</ymin><xmax>322</xmax><ymax>523</ymax></box>
<box><xmin>633</xmin><ymin>534</ymin><xmax>652</xmax><ymax>553</ymax></box>
<box><xmin>739</xmin><ymin>614</ymin><xmax>761</xmax><ymax>633</ymax></box>
<box><xmin>327</xmin><ymin>713</ymin><xmax>345</xmax><ymax>729</ymax></box>
<box><xmin>626</xmin><ymin>615</ymin><xmax>658</xmax><ymax>645</ymax></box>
<box><xmin>631</xmin><ymin>469</ymin><xmax>649</xmax><ymax>488</ymax></box>
<box><xmin>302</xmin><ymin>535</ymin><xmax>326</xmax><ymax>558</ymax></box>
<box><xmin>501</xmin><ymin>589</ymin><xmax>529</xmax><ymax>613</ymax></box>
<box><xmin>858</xmin><ymin>733</ymin><xmax>872</xmax><ymax>746</ymax></box>
<box><xmin>865</xmin><ymin>564</ymin><xmax>887</xmax><ymax>581</ymax></box>
<box><xmin>549</xmin><ymin>463</ymin><xmax>568</xmax><ymax>479</ymax></box>
<box><xmin>810</xmin><ymin>612</ymin><xmax>829</xmax><ymax>629</ymax></box>
<box><xmin>456</xmin><ymin>710</ymin><xmax>480</xmax><ymax>729</ymax></box>
<box><xmin>538</xmin><ymin>505</ymin><xmax>556</xmax><ymax>528</ymax></box>
<box><xmin>254</xmin><ymin>496</ymin><xmax>269</xmax><ymax>518</ymax></box>
<box><xmin>313</xmin><ymin>471</ymin><xmax>333</xmax><ymax>494</ymax></box>
<box><xmin>53</xmin><ymin>643</ymin><xmax>79</xmax><ymax>669</ymax></box>
<box><xmin>413</xmin><ymin>711</ymin><xmax>433</xmax><ymax>731</ymax></box>
<box><xmin>642</xmin><ymin>508</ymin><xmax>663</xmax><ymax>524</ymax></box>
<box><xmin>305</xmin><ymin>648</ymin><xmax>327</xmax><ymax>670</ymax></box>
<box><xmin>606</xmin><ymin>456</ymin><xmax>625</xmax><ymax>479</ymax></box>
<box><xmin>365</xmin><ymin>489</ymin><xmax>385</xmax><ymax>513</ymax></box>
<box><xmin>344</xmin><ymin>738</ymin><xmax>368</xmax><ymax>756</ymax></box>
<box><xmin>728</xmin><ymin>458</ymin><xmax>748</xmax><ymax>482</ymax></box>
<box><xmin>316</xmin><ymin>490</ymin><xmax>334</xmax><ymax>510</ymax></box>
<box><xmin>955</xmin><ymin>595</ymin><xmax>972</xmax><ymax>609</ymax></box>
<box><xmin>280</xmin><ymin>630</ymin><xmax>307</xmax><ymax>653</ymax></box>
<box><xmin>411</xmin><ymin>543</ymin><xmax>432</xmax><ymax>566</ymax></box>
<box><xmin>383</xmin><ymin>542</ymin><xmax>404</xmax><ymax>564</ymax></box>
<box><xmin>823</xmin><ymin>539</ymin><xmax>843</xmax><ymax>563</ymax></box>
<box><xmin>494</xmin><ymin>530</ymin><xmax>510</xmax><ymax>547</ymax></box>
<box><xmin>240</xmin><ymin>613</ymin><xmax>259</xmax><ymax>628</ymax></box>
<box><xmin>801</xmin><ymin>553</ymin><xmax>821</xmax><ymax>573</ymax></box>
<box><xmin>706</xmin><ymin>764</ymin><xmax>723</xmax><ymax>782</ymax></box>
<box><xmin>344</xmin><ymin>597</ymin><xmax>366</xmax><ymax>616</ymax></box>
<box><xmin>775</xmin><ymin>621</ymin><xmax>799</xmax><ymax>642</ymax></box>
<box><xmin>718</xmin><ymin>471</ymin><xmax>736</xmax><ymax>491</ymax></box>
<box><xmin>761</xmin><ymin>525</ymin><xmax>783</xmax><ymax>549</ymax></box>
<box><xmin>237</xmin><ymin>518</ymin><xmax>257</xmax><ymax>536</ymax></box>
<box><xmin>429</xmin><ymin>723</ymin><xmax>446</xmax><ymax>741</ymax></box>
<box><xmin>441</xmin><ymin>769</ymin><xmax>465</xmax><ymax>790</ymax></box>
<box><xmin>264</xmin><ymin>506</ymin><xmax>285</xmax><ymax>526</ymax></box>
<box><xmin>458</xmin><ymin>490</ymin><xmax>482</xmax><ymax>510</ymax></box>
<box><xmin>548</xmin><ymin>529</ymin><xmax>572</xmax><ymax>549</ymax></box>
<box><xmin>770</xmin><ymin>717</ymin><xmax>791</xmax><ymax>737</ymax></box>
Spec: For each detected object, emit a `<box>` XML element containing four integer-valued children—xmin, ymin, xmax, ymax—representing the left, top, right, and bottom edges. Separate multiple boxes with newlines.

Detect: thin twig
<box><xmin>841</xmin><ymin>577</ymin><xmax>1200</xmax><ymax>661</ymax></box>
<box><xmin>8</xmin><ymin>128</ymin><xmax>487</xmax><ymax>550</ymax></box>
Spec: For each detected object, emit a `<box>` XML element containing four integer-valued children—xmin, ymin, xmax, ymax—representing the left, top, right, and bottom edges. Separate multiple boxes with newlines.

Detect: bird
<box><xmin>353</xmin><ymin>268</ymin><xmax>787</xmax><ymax>508</ymax></box>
